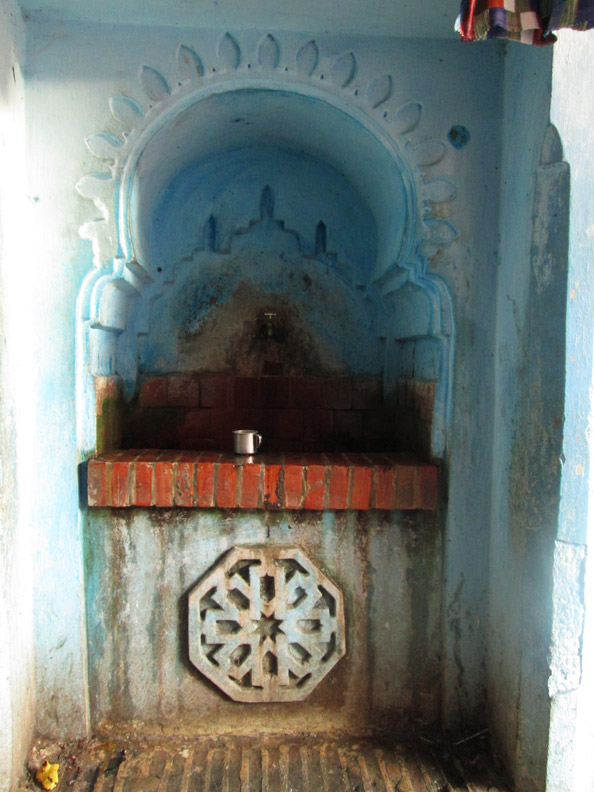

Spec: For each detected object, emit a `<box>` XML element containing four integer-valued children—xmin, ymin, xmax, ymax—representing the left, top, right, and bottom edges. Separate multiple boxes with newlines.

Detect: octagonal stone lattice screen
<box><xmin>188</xmin><ymin>546</ymin><xmax>346</xmax><ymax>702</ymax></box>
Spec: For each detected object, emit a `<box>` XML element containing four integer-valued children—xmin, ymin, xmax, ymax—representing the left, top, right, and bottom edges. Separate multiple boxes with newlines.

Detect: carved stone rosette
<box><xmin>188</xmin><ymin>546</ymin><xmax>346</xmax><ymax>702</ymax></box>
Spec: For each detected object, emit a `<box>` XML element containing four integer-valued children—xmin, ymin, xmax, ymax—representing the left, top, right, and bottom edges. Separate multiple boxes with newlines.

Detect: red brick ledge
<box><xmin>87</xmin><ymin>451</ymin><xmax>438</xmax><ymax>511</ymax></box>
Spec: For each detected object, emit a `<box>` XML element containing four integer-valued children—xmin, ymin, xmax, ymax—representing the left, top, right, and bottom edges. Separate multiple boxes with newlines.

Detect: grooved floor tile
<box><xmin>32</xmin><ymin>735</ymin><xmax>510</xmax><ymax>792</ymax></box>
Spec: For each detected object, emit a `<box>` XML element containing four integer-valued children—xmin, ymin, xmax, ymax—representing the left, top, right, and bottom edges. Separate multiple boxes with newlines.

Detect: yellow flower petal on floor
<box><xmin>35</xmin><ymin>760</ymin><xmax>59</xmax><ymax>791</ymax></box>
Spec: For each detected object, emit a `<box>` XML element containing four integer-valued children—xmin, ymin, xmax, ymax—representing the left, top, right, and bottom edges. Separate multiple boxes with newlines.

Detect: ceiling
<box><xmin>17</xmin><ymin>0</ymin><xmax>462</xmax><ymax>39</ymax></box>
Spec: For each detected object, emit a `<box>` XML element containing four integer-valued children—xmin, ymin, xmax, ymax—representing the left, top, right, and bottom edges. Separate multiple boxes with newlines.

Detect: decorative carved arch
<box><xmin>76</xmin><ymin>33</ymin><xmax>456</xmax><ymax>458</ymax></box>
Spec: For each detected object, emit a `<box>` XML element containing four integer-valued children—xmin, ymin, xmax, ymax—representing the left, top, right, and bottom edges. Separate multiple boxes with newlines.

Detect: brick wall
<box><xmin>121</xmin><ymin>374</ymin><xmax>393</xmax><ymax>452</ymax></box>
<box><xmin>95</xmin><ymin>374</ymin><xmax>435</xmax><ymax>456</ymax></box>
<box><xmin>95</xmin><ymin>375</ymin><xmax>122</xmax><ymax>453</ymax></box>
<box><xmin>393</xmin><ymin>378</ymin><xmax>435</xmax><ymax>457</ymax></box>
<box><xmin>88</xmin><ymin>450</ymin><xmax>438</xmax><ymax>510</ymax></box>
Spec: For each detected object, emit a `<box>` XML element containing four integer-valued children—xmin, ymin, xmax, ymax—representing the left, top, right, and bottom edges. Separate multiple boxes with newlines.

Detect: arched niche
<box><xmin>124</xmin><ymin>88</ymin><xmax>414</xmax><ymax>281</ymax></box>
<box><xmin>78</xmin><ymin>83</ymin><xmax>453</xmax><ymax>459</ymax></box>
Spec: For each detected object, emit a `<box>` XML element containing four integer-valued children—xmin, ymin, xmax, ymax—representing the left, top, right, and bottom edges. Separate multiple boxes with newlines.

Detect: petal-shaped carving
<box><xmin>366</xmin><ymin>74</ymin><xmax>392</xmax><ymax>108</ymax></box>
<box><xmin>85</xmin><ymin>132</ymin><xmax>123</xmax><ymax>159</ymax></box>
<box><xmin>258</xmin><ymin>34</ymin><xmax>280</xmax><ymax>69</ymax></box>
<box><xmin>411</xmin><ymin>140</ymin><xmax>446</xmax><ymax>167</ymax></box>
<box><xmin>424</xmin><ymin>179</ymin><xmax>457</xmax><ymax>203</ymax></box>
<box><xmin>139</xmin><ymin>65</ymin><xmax>170</xmax><ymax>102</ymax></box>
<box><xmin>218</xmin><ymin>32</ymin><xmax>241</xmax><ymax>70</ymax></box>
<box><xmin>424</xmin><ymin>219</ymin><xmax>458</xmax><ymax>246</ymax></box>
<box><xmin>296</xmin><ymin>40</ymin><xmax>318</xmax><ymax>76</ymax></box>
<box><xmin>109</xmin><ymin>96</ymin><xmax>144</xmax><ymax>128</ymax></box>
<box><xmin>79</xmin><ymin>219</ymin><xmax>103</xmax><ymax>243</ymax></box>
<box><xmin>393</xmin><ymin>101</ymin><xmax>423</xmax><ymax>135</ymax></box>
<box><xmin>541</xmin><ymin>123</ymin><xmax>563</xmax><ymax>165</ymax></box>
<box><xmin>75</xmin><ymin>173</ymin><xmax>113</xmax><ymax>200</ymax></box>
<box><xmin>176</xmin><ymin>44</ymin><xmax>204</xmax><ymax>80</ymax></box>
<box><xmin>331</xmin><ymin>52</ymin><xmax>357</xmax><ymax>88</ymax></box>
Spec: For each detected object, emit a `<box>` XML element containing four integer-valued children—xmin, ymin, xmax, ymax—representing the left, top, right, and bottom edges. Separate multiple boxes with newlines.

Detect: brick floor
<box><xmin>25</xmin><ymin>734</ymin><xmax>511</xmax><ymax>792</ymax></box>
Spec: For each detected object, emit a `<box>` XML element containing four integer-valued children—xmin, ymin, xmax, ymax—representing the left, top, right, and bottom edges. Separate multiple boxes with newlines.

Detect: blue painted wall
<box><xmin>0</xmin><ymin>10</ymin><xmax>579</xmax><ymax>791</ymax></box>
<box><xmin>28</xmin><ymin>17</ymin><xmax>505</xmax><ymax>733</ymax></box>
<box><xmin>127</xmin><ymin>146</ymin><xmax>385</xmax><ymax>386</ymax></box>
<box><xmin>547</xmin><ymin>31</ymin><xmax>594</xmax><ymax>792</ymax></box>
<box><xmin>487</xmin><ymin>43</ymin><xmax>560</xmax><ymax>792</ymax></box>
<box><xmin>85</xmin><ymin>509</ymin><xmax>443</xmax><ymax>735</ymax></box>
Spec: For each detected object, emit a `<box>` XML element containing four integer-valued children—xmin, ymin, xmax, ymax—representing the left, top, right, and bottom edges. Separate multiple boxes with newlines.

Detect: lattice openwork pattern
<box><xmin>188</xmin><ymin>546</ymin><xmax>346</xmax><ymax>702</ymax></box>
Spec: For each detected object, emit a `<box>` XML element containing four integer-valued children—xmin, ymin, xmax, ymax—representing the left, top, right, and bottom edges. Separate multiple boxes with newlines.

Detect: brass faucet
<box><xmin>264</xmin><ymin>312</ymin><xmax>277</xmax><ymax>338</ymax></box>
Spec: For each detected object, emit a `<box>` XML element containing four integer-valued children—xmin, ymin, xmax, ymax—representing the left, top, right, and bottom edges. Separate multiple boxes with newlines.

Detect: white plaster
<box><xmin>8</xmin><ymin>18</ymin><xmax>92</xmax><ymax>741</ymax></box>
<box><xmin>546</xmin><ymin>691</ymin><xmax>580</xmax><ymax>792</ymax></box>
<box><xmin>548</xmin><ymin>541</ymin><xmax>585</xmax><ymax>698</ymax></box>
<box><xmin>0</xmin><ymin>1</ymin><xmax>35</xmax><ymax>789</ymax></box>
<box><xmin>552</xmin><ymin>30</ymin><xmax>594</xmax><ymax>548</ymax></box>
<box><xmin>571</xmin><ymin>300</ymin><xmax>594</xmax><ymax>792</ymax></box>
<box><xmin>549</xmin><ymin>28</ymin><xmax>594</xmax><ymax>792</ymax></box>
<box><xmin>574</xmin><ymin>543</ymin><xmax>594</xmax><ymax>792</ymax></box>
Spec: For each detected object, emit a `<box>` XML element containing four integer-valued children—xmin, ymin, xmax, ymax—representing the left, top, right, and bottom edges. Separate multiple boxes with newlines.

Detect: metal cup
<box><xmin>232</xmin><ymin>429</ymin><xmax>262</xmax><ymax>454</ymax></box>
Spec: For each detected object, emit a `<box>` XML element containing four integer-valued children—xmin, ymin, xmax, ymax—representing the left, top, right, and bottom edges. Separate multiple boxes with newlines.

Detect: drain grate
<box><xmin>25</xmin><ymin>736</ymin><xmax>511</xmax><ymax>792</ymax></box>
<box><xmin>188</xmin><ymin>546</ymin><xmax>346</xmax><ymax>703</ymax></box>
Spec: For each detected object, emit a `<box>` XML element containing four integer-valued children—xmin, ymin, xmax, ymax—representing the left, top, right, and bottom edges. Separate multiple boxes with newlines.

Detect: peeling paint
<box><xmin>86</xmin><ymin>508</ymin><xmax>441</xmax><ymax>737</ymax></box>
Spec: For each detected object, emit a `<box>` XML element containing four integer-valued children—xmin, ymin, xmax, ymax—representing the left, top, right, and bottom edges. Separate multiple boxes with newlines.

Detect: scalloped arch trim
<box><xmin>77</xmin><ymin>33</ymin><xmax>458</xmax><ymax>274</ymax></box>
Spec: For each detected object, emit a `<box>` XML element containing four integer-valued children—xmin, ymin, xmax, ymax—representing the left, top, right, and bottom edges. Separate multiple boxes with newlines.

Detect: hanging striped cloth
<box><xmin>456</xmin><ymin>0</ymin><xmax>594</xmax><ymax>44</ymax></box>
<box><xmin>546</xmin><ymin>0</ymin><xmax>594</xmax><ymax>31</ymax></box>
